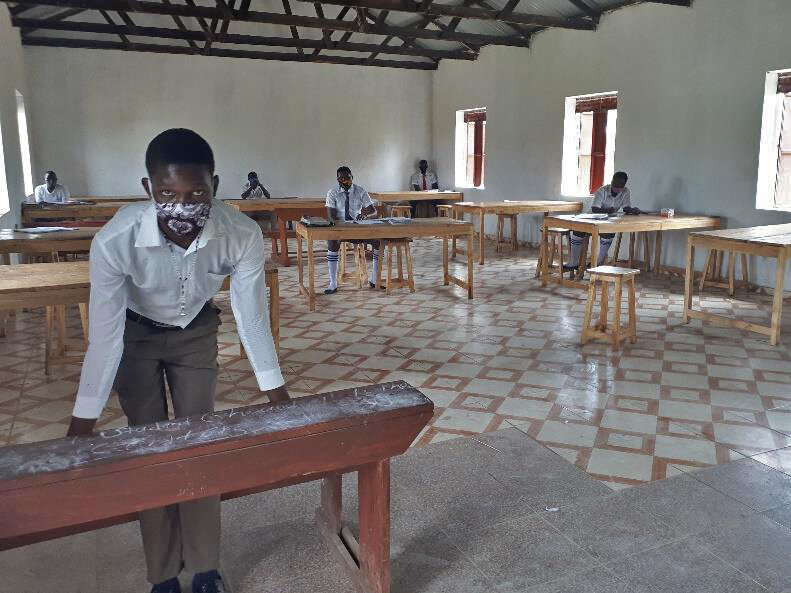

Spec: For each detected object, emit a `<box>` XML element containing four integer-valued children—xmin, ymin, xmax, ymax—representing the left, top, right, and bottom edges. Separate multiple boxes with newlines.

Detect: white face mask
<box><xmin>154</xmin><ymin>201</ymin><xmax>211</xmax><ymax>237</ymax></box>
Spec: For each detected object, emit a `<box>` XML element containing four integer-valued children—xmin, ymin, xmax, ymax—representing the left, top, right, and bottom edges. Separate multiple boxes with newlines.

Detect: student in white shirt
<box><xmin>240</xmin><ymin>171</ymin><xmax>270</xmax><ymax>199</ymax></box>
<box><xmin>33</xmin><ymin>170</ymin><xmax>70</xmax><ymax>203</ymax></box>
<box><xmin>409</xmin><ymin>159</ymin><xmax>440</xmax><ymax>216</ymax></box>
<box><xmin>67</xmin><ymin>129</ymin><xmax>288</xmax><ymax>593</ymax></box>
<box><xmin>324</xmin><ymin>166</ymin><xmax>380</xmax><ymax>294</ymax></box>
<box><xmin>564</xmin><ymin>172</ymin><xmax>641</xmax><ymax>271</ymax></box>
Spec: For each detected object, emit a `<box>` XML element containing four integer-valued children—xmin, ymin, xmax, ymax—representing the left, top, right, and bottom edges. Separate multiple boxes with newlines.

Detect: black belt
<box><xmin>126</xmin><ymin>301</ymin><xmax>214</xmax><ymax>330</ymax></box>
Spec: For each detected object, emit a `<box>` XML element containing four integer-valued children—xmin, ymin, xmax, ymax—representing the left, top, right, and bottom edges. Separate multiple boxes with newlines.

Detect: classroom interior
<box><xmin>2</xmin><ymin>0</ymin><xmax>791</xmax><ymax>592</ymax></box>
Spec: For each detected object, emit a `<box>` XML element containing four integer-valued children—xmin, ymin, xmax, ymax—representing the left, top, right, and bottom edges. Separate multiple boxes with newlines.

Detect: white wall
<box><xmin>0</xmin><ymin>10</ymin><xmax>30</xmax><ymax>229</ymax></box>
<box><xmin>433</xmin><ymin>0</ymin><xmax>791</xmax><ymax>286</ymax></box>
<box><xmin>24</xmin><ymin>48</ymin><xmax>432</xmax><ymax>198</ymax></box>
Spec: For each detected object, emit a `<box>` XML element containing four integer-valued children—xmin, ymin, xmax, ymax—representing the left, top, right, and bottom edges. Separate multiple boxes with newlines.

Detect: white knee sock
<box><xmin>568</xmin><ymin>234</ymin><xmax>584</xmax><ymax>266</ymax></box>
<box><xmin>370</xmin><ymin>248</ymin><xmax>380</xmax><ymax>284</ymax></box>
<box><xmin>327</xmin><ymin>250</ymin><xmax>339</xmax><ymax>290</ymax></box>
<box><xmin>597</xmin><ymin>238</ymin><xmax>613</xmax><ymax>266</ymax></box>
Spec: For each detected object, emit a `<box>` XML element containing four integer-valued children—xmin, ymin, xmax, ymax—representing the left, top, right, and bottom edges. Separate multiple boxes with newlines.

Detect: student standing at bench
<box><xmin>324</xmin><ymin>166</ymin><xmax>380</xmax><ymax>294</ymax></box>
<box><xmin>564</xmin><ymin>171</ymin><xmax>641</xmax><ymax>271</ymax></box>
<box><xmin>33</xmin><ymin>170</ymin><xmax>70</xmax><ymax>203</ymax></box>
<box><xmin>67</xmin><ymin>128</ymin><xmax>289</xmax><ymax>593</ymax></box>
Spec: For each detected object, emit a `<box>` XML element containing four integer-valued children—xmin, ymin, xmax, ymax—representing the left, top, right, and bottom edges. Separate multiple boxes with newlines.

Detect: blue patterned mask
<box><xmin>154</xmin><ymin>201</ymin><xmax>211</xmax><ymax>237</ymax></box>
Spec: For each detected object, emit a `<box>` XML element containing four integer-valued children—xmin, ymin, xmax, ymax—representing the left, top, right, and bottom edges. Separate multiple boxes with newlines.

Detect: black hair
<box><xmin>337</xmin><ymin>166</ymin><xmax>352</xmax><ymax>177</ymax></box>
<box><xmin>44</xmin><ymin>170</ymin><xmax>56</xmax><ymax>177</ymax></box>
<box><xmin>419</xmin><ymin>159</ymin><xmax>428</xmax><ymax>164</ymax></box>
<box><xmin>145</xmin><ymin>128</ymin><xmax>215</xmax><ymax>176</ymax></box>
<box><xmin>248</xmin><ymin>171</ymin><xmax>257</xmax><ymax>178</ymax></box>
<box><xmin>613</xmin><ymin>171</ymin><xmax>628</xmax><ymax>184</ymax></box>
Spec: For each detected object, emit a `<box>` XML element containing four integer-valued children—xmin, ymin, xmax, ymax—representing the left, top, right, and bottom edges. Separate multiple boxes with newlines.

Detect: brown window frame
<box><xmin>464</xmin><ymin>109</ymin><xmax>486</xmax><ymax>187</ymax></box>
<box><xmin>576</xmin><ymin>95</ymin><xmax>617</xmax><ymax>194</ymax></box>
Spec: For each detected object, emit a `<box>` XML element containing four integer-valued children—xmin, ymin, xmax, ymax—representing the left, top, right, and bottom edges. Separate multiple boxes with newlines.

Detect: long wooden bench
<box><xmin>0</xmin><ymin>381</ymin><xmax>433</xmax><ymax>593</ymax></box>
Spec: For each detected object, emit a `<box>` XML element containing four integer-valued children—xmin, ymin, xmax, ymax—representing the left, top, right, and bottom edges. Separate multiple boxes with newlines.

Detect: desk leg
<box><xmin>358</xmin><ymin>460</ymin><xmax>391</xmax><ymax>593</ymax></box>
<box><xmin>297</xmin><ymin>233</ymin><xmax>305</xmax><ymax>297</ymax></box>
<box><xmin>590</xmin><ymin>229</ymin><xmax>600</xmax><ymax>276</ymax></box>
<box><xmin>479</xmin><ymin>213</ymin><xmax>486</xmax><ymax>265</ymax></box>
<box><xmin>770</xmin><ymin>251</ymin><xmax>787</xmax><ymax>346</ymax></box>
<box><xmin>682</xmin><ymin>240</ymin><xmax>695</xmax><ymax>324</ymax></box>
<box><xmin>654</xmin><ymin>231</ymin><xmax>663</xmax><ymax>273</ymax></box>
<box><xmin>277</xmin><ymin>218</ymin><xmax>290</xmax><ymax>267</ymax></box>
<box><xmin>467</xmin><ymin>228</ymin><xmax>474</xmax><ymax>299</ymax></box>
<box><xmin>307</xmin><ymin>237</ymin><xmax>316</xmax><ymax>312</ymax></box>
<box><xmin>452</xmin><ymin>214</ymin><xmax>458</xmax><ymax>258</ymax></box>
<box><xmin>540</xmin><ymin>220</ymin><xmax>549</xmax><ymax>286</ymax></box>
<box><xmin>443</xmin><ymin>235</ymin><xmax>450</xmax><ymax>286</ymax></box>
<box><xmin>45</xmin><ymin>306</ymin><xmax>54</xmax><ymax>376</ymax></box>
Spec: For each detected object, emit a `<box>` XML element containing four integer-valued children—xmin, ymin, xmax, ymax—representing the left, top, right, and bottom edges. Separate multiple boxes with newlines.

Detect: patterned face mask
<box><xmin>154</xmin><ymin>201</ymin><xmax>211</xmax><ymax>237</ymax></box>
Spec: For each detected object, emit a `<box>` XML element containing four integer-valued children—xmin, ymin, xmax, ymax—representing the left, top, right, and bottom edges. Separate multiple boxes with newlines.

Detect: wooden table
<box><xmin>541</xmin><ymin>214</ymin><xmax>721</xmax><ymax>289</ymax></box>
<box><xmin>71</xmin><ymin>196</ymin><xmax>148</xmax><ymax>203</ymax></box>
<box><xmin>451</xmin><ymin>200</ymin><xmax>584</xmax><ymax>265</ymax></box>
<box><xmin>21</xmin><ymin>202</ymin><xmax>137</xmax><ymax>226</ymax></box>
<box><xmin>224</xmin><ymin>198</ymin><xmax>327</xmax><ymax>266</ymax></box>
<box><xmin>683</xmin><ymin>224</ymin><xmax>791</xmax><ymax>345</ymax></box>
<box><xmin>295</xmin><ymin>219</ymin><xmax>474</xmax><ymax>311</ymax></box>
<box><xmin>0</xmin><ymin>381</ymin><xmax>434</xmax><ymax>593</ymax></box>
<box><xmin>0</xmin><ymin>227</ymin><xmax>98</xmax><ymax>263</ymax></box>
<box><xmin>369</xmin><ymin>191</ymin><xmax>464</xmax><ymax>204</ymax></box>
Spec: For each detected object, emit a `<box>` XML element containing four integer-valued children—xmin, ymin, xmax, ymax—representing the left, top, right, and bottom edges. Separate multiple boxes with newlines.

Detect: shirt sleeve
<box><xmin>72</xmin><ymin>239</ymin><xmax>129</xmax><ymax>419</ymax></box>
<box><xmin>34</xmin><ymin>187</ymin><xmax>43</xmax><ymax>203</ymax></box>
<box><xmin>591</xmin><ymin>187</ymin><xmax>605</xmax><ymax>209</ymax></box>
<box><xmin>360</xmin><ymin>188</ymin><xmax>374</xmax><ymax>209</ymax></box>
<box><xmin>621</xmin><ymin>189</ymin><xmax>631</xmax><ymax>209</ymax></box>
<box><xmin>325</xmin><ymin>189</ymin><xmax>335</xmax><ymax>208</ymax></box>
<box><xmin>230</xmin><ymin>228</ymin><xmax>285</xmax><ymax>390</ymax></box>
<box><xmin>62</xmin><ymin>186</ymin><xmax>71</xmax><ymax>202</ymax></box>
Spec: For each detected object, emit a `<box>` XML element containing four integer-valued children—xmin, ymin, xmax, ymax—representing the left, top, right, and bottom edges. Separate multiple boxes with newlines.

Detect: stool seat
<box><xmin>581</xmin><ymin>267</ymin><xmax>639</xmax><ymax>348</ymax></box>
<box><xmin>586</xmin><ymin>266</ymin><xmax>641</xmax><ymax>277</ymax></box>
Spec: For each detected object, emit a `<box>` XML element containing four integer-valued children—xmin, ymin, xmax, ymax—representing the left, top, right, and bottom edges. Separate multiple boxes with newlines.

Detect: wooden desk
<box><xmin>0</xmin><ymin>381</ymin><xmax>434</xmax><ymax>593</ymax></box>
<box><xmin>71</xmin><ymin>196</ymin><xmax>148</xmax><ymax>203</ymax></box>
<box><xmin>295</xmin><ymin>219</ymin><xmax>474</xmax><ymax>311</ymax></box>
<box><xmin>21</xmin><ymin>202</ymin><xmax>136</xmax><ymax>226</ymax></box>
<box><xmin>369</xmin><ymin>191</ymin><xmax>464</xmax><ymax>204</ymax></box>
<box><xmin>224</xmin><ymin>198</ymin><xmax>327</xmax><ymax>266</ymax></box>
<box><xmin>0</xmin><ymin>228</ymin><xmax>98</xmax><ymax>263</ymax></box>
<box><xmin>541</xmin><ymin>214</ymin><xmax>721</xmax><ymax>289</ymax></box>
<box><xmin>451</xmin><ymin>200</ymin><xmax>583</xmax><ymax>265</ymax></box>
<box><xmin>683</xmin><ymin>224</ymin><xmax>791</xmax><ymax>345</ymax></box>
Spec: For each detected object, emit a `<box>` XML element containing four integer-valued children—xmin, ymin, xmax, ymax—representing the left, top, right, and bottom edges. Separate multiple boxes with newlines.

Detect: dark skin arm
<box><xmin>327</xmin><ymin>205</ymin><xmax>376</xmax><ymax>221</ymax></box>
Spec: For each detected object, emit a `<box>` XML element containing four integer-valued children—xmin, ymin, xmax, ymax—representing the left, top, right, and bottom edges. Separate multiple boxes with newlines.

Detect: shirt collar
<box><xmin>135</xmin><ymin>199</ymin><xmax>227</xmax><ymax>249</ymax></box>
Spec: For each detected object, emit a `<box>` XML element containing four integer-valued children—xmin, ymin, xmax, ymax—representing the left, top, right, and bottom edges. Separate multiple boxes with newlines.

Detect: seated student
<box><xmin>241</xmin><ymin>171</ymin><xmax>271</xmax><ymax>199</ymax></box>
<box><xmin>409</xmin><ymin>159</ymin><xmax>439</xmax><ymax>217</ymax></box>
<box><xmin>34</xmin><ymin>170</ymin><xmax>70</xmax><ymax>203</ymax></box>
<box><xmin>66</xmin><ymin>128</ymin><xmax>289</xmax><ymax>593</ymax></box>
<box><xmin>324</xmin><ymin>166</ymin><xmax>380</xmax><ymax>294</ymax></box>
<box><xmin>563</xmin><ymin>171</ymin><xmax>641</xmax><ymax>271</ymax></box>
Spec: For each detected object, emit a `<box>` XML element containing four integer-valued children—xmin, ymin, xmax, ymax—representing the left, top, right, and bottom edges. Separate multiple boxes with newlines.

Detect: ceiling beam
<box><xmin>21</xmin><ymin>36</ymin><xmax>439</xmax><ymax>69</ymax></box>
<box><xmin>294</xmin><ymin>0</ymin><xmax>597</xmax><ymax>30</ymax></box>
<box><xmin>12</xmin><ymin>17</ymin><xmax>477</xmax><ymax>59</ymax></box>
<box><xmin>98</xmin><ymin>9</ymin><xmax>128</xmax><ymax>44</ymax></box>
<box><xmin>566</xmin><ymin>0</ymin><xmax>599</xmax><ymax>18</ymax></box>
<box><xmin>472</xmin><ymin>0</ymin><xmax>532</xmax><ymax>42</ymax></box>
<box><xmin>3</xmin><ymin>0</ymin><xmax>532</xmax><ymax>47</ymax></box>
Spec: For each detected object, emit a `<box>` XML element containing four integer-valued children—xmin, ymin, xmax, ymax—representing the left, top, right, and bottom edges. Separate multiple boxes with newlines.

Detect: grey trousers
<box><xmin>114</xmin><ymin>304</ymin><xmax>221</xmax><ymax>585</ymax></box>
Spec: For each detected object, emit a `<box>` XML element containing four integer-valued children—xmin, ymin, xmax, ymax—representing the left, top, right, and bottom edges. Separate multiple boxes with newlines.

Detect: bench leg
<box><xmin>358</xmin><ymin>460</ymin><xmax>391</xmax><ymax>593</ymax></box>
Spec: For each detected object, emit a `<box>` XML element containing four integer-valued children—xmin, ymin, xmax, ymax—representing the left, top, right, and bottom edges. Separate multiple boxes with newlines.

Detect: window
<box><xmin>561</xmin><ymin>93</ymin><xmax>618</xmax><ymax>196</ymax></box>
<box><xmin>455</xmin><ymin>108</ymin><xmax>486</xmax><ymax>188</ymax></box>
<box><xmin>15</xmin><ymin>91</ymin><xmax>33</xmax><ymax>197</ymax></box>
<box><xmin>757</xmin><ymin>70</ymin><xmax>791</xmax><ymax>210</ymax></box>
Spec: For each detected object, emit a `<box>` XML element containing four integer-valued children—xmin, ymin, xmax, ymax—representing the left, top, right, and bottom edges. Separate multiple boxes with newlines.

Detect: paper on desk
<box><xmin>354</xmin><ymin>219</ymin><xmax>386</xmax><ymax>225</ymax></box>
<box><xmin>16</xmin><ymin>227</ymin><xmax>77</xmax><ymax>233</ymax></box>
<box><xmin>572</xmin><ymin>213</ymin><xmax>609</xmax><ymax>220</ymax></box>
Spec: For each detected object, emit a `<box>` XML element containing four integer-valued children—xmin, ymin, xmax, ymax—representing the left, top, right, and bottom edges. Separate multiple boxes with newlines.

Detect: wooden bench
<box><xmin>0</xmin><ymin>381</ymin><xmax>433</xmax><ymax>593</ymax></box>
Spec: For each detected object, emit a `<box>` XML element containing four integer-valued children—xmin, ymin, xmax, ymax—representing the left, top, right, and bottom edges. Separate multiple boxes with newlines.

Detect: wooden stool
<box><xmin>700</xmin><ymin>249</ymin><xmax>749</xmax><ymax>296</ymax></box>
<box><xmin>437</xmin><ymin>205</ymin><xmax>453</xmax><ymax>218</ymax></box>
<box><xmin>536</xmin><ymin>228</ymin><xmax>569</xmax><ymax>278</ymax></box>
<box><xmin>495</xmin><ymin>212</ymin><xmax>518</xmax><ymax>252</ymax></box>
<box><xmin>390</xmin><ymin>205</ymin><xmax>412</xmax><ymax>218</ymax></box>
<box><xmin>581</xmin><ymin>266</ymin><xmax>639</xmax><ymax>348</ymax></box>
<box><xmin>45</xmin><ymin>303</ymin><xmax>89</xmax><ymax>376</ymax></box>
<box><xmin>338</xmin><ymin>242</ymin><xmax>369</xmax><ymax>289</ymax></box>
<box><xmin>379</xmin><ymin>239</ymin><xmax>415</xmax><ymax>294</ymax></box>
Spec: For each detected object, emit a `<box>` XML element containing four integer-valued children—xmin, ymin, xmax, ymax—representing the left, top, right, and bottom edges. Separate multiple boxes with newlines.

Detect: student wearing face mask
<box><xmin>67</xmin><ymin>128</ymin><xmax>289</xmax><ymax>593</ymax></box>
<box><xmin>563</xmin><ymin>171</ymin><xmax>641</xmax><ymax>272</ymax></box>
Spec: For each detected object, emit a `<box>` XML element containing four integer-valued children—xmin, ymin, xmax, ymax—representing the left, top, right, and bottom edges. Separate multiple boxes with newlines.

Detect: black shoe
<box><xmin>369</xmin><ymin>282</ymin><xmax>385</xmax><ymax>290</ymax></box>
<box><xmin>562</xmin><ymin>264</ymin><xmax>579</xmax><ymax>272</ymax></box>
<box><xmin>324</xmin><ymin>287</ymin><xmax>338</xmax><ymax>294</ymax></box>
<box><xmin>192</xmin><ymin>570</ymin><xmax>225</xmax><ymax>593</ymax></box>
<box><xmin>151</xmin><ymin>578</ymin><xmax>181</xmax><ymax>593</ymax></box>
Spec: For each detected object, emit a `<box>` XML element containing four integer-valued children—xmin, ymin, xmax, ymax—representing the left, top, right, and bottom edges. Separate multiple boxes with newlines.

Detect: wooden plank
<box><xmin>452</xmin><ymin>200</ymin><xmax>582</xmax><ymax>215</ymax></box>
<box><xmin>369</xmin><ymin>191</ymin><xmax>463</xmax><ymax>204</ymax></box>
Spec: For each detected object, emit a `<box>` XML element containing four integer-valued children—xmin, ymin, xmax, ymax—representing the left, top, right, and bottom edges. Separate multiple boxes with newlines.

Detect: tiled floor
<box><xmin>2</xmin><ymin>237</ymin><xmax>791</xmax><ymax>492</ymax></box>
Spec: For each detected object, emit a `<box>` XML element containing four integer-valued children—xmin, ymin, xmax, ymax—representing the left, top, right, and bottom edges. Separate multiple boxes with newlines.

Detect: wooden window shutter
<box><xmin>576</xmin><ymin>95</ymin><xmax>617</xmax><ymax>113</ymax></box>
<box><xmin>778</xmin><ymin>74</ymin><xmax>791</xmax><ymax>94</ymax></box>
<box><xmin>589</xmin><ymin>111</ymin><xmax>608</xmax><ymax>194</ymax></box>
<box><xmin>464</xmin><ymin>110</ymin><xmax>487</xmax><ymax>123</ymax></box>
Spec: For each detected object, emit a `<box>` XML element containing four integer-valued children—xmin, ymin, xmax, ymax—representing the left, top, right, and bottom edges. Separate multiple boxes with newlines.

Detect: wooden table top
<box><xmin>296</xmin><ymin>218</ymin><xmax>472</xmax><ymax>240</ymax></box>
<box><xmin>369</xmin><ymin>191</ymin><xmax>464</xmax><ymax>203</ymax></box>
<box><xmin>223</xmin><ymin>198</ymin><xmax>326</xmax><ymax>212</ymax></box>
<box><xmin>546</xmin><ymin>213</ymin><xmax>721</xmax><ymax>232</ymax></box>
<box><xmin>70</xmin><ymin>196</ymin><xmax>148</xmax><ymax>203</ymax></box>
<box><xmin>0</xmin><ymin>228</ymin><xmax>98</xmax><ymax>254</ymax></box>
<box><xmin>453</xmin><ymin>200</ymin><xmax>583</xmax><ymax>213</ymax></box>
<box><xmin>690</xmin><ymin>224</ymin><xmax>791</xmax><ymax>247</ymax></box>
<box><xmin>0</xmin><ymin>228</ymin><xmax>99</xmax><ymax>241</ymax></box>
<box><xmin>0</xmin><ymin>262</ymin><xmax>90</xmax><ymax>294</ymax></box>
<box><xmin>22</xmin><ymin>202</ymin><xmax>137</xmax><ymax>220</ymax></box>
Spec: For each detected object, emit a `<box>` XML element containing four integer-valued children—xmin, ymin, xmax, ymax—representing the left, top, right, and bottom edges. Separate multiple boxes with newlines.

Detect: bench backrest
<box><xmin>0</xmin><ymin>381</ymin><xmax>433</xmax><ymax>550</ymax></box>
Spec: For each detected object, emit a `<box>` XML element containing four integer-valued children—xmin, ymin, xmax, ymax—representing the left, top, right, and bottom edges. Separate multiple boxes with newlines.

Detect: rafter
<box><xmin>21</xmin><ymin>36</ymin><xmax>438</xmax><ymax>69</ymax></box>
<box><xmin>312</xmin><ymin>4</ymin><xmax>351</xmax><ymax>57</ymax></box>
<box><xmin>160</xmin><ymin>0</ymin><xmax>200</xmax><ymax>51</ymax></box>
<box><xmin>566</xmin><ymin>0</ymin><xmax>599</xmax><ymax>18</ymax></box>
<box><xmin>12</xmin><ymin>17</ymin><xmax>477</xmax><ymax>60</ymax></box>
<box><xmin>99</xmin><ymin>9</ymin><xmax>128</xmax><ymax>44</ymax></box>
<box><xmin>2</xmin><ymin>0</ymin><xmax>533</xmax><ymax>47</ymax></box>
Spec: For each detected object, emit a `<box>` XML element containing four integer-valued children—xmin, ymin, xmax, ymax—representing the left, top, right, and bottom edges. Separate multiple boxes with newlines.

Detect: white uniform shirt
<box><xmin>592</xmin><ymin>185</ymin><xmax>631</xmax><ymax>212</ymax></box>
<box><xmin>241</xmin><ymin>181</ymin><xmax>268</xmax><ymax>199</ymax></box>
<box><xmin>325</xmin><ymin>184</ymin><xmax>373</xmax><ymax>221</ymax></box>
<box><xmin>72</xmin><ymin>198</ymin><xmax>284</xmax><ymax>419</ymax></box>
<box><xmin>409</xmin><ymin>171</ymin><xmax>438</xmax><ymax>191</ymax></box>
<box><xmin>34</xmin><ymin>183</ymin><xmax>71</xmax><ymax>204</ymax></box>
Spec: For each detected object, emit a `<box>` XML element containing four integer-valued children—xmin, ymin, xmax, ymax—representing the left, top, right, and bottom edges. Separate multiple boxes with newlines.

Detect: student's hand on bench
<box><xmin>263</xmin><ymin>385</ymin><xmax>291</xmax><ymax>403</ymax></box>
<box><xmin>623</xmin><ymin>207</ymin><xmax>642</xmax><ymax>216</ymax></box>
<box><xmin>67</xmin><ymin>416</ymin><xmax>97</xmax><ymax>437</ymax></box>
